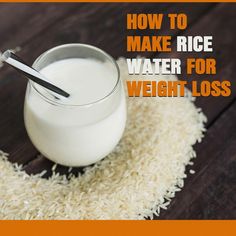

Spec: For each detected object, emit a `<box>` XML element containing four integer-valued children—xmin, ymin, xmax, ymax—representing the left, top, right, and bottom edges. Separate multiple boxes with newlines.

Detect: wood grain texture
<box><xmin>157</xmin><ymin>3</ymin><xmax>236</xmax><ymax>126</ymax></box>
<box><xmin>0</xmin><ymin>3</ymin><xmax>235</xmax><ymax>219</ymax></box>
<box><xmin>0</xmin><ymin>3</ymin><xmax>82</xmax><ymax>51</ymax></box>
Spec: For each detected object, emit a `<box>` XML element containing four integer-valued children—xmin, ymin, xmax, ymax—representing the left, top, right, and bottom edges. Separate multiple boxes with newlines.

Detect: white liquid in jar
<box><xmin>24</xmin><ymin>58</ymin><xmax>126</xmax><ymax>166</ymax></box>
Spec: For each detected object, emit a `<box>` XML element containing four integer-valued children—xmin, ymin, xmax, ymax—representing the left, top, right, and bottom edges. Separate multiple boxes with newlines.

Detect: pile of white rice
<box><xmin>0</xmin><ymin>58</ymin><xmax>206</xmax><ymax>220</ymax></box>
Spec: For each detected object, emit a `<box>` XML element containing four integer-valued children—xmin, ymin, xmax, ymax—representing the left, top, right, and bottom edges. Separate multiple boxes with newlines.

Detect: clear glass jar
<box><xmin>24</xmin><ymin>44</ymin><xmax>126</xmax><ymax>167</ymax></box>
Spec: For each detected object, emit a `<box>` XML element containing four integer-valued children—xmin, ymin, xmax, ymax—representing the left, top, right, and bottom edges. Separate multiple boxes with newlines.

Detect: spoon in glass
<box><xmin>0</xmin><ymin>50</ymin><xmax>70</xmax><ymax>99</ymax></box>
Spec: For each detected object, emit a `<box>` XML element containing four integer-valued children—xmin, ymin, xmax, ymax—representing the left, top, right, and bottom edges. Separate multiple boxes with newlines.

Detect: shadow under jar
<box><xmin>24</xmin><ymin>44</ymin><xmax>127</xmax><ymax>167</ymax></box>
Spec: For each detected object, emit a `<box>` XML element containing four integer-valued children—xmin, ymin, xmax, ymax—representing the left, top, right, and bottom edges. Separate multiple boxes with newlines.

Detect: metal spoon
<box><xmin>1</xmin><ymin>50</ymin><xmax>70</xmax><ymax>98</ymax></box>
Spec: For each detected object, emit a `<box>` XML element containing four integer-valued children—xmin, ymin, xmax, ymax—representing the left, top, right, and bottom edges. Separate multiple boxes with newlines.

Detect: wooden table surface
<box><xmin>0</xmin><ymin>3</ymin><xmax>235</xmax><ymax>219</ymax></box>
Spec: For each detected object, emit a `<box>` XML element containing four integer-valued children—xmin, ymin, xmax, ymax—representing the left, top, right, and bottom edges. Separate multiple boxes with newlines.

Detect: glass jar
<box><xmin>24</xmin><ymin>44</ymin><xmax>126</xmax><ymax>167</ymax></box>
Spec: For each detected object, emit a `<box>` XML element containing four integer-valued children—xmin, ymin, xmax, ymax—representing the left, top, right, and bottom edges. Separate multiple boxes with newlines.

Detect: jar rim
<box><xmin>30</xmin><ymin>43</ymin><xmax>120</xmax><ymax>107</ymax></box>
